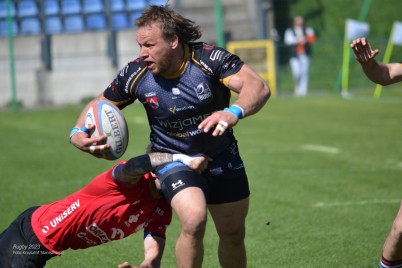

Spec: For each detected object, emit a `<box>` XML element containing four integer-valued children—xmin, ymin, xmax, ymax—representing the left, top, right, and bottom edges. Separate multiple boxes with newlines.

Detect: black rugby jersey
<box><xmin>104</xmin><ymin>42</ymin><xmax>244</xmax><ymax>155</ymax></box>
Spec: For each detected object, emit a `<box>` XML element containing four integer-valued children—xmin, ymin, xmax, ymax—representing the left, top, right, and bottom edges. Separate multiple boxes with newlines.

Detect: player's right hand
<box><xmin>69</xmin><ymin>124</ymin><xmax>110</xmax><ymax>158</ymax></box>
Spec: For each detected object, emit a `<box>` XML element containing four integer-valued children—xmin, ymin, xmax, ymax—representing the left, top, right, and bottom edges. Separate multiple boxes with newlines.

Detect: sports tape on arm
<box><xmin>173</xmin><ymin>154</ymin><xmax>201</xmax><ymax>166</ymax></box>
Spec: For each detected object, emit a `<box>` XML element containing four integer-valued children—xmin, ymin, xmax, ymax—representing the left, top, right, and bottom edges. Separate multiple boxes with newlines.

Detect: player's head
<box><xmin>135</xmin><ymin>5</ymin><xmax>201</xmax><ymax>75</ymax></box>
<box><xmin>135</xmin><ymin>5</ymin><xmax>202</xmax><ymax>44</ymax></box>
<box><xmin>293</xmin><ymin>16</ymin><xmax>305</xmax><ymax>27</ymax></box>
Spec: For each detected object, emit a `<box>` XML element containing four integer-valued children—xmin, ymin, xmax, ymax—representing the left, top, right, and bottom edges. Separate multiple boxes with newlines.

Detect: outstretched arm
<box><xmin>351</xmin><ymin>37</ymin><xmax>402</xmax><ymax>85</ymax></box>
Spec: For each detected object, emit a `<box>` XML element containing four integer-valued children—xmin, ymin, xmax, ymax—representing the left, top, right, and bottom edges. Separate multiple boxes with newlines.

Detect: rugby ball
<box><xmin>85</xmin><ymin>100</ymin><xmax>129</xmax><ymax>160</ymax></box>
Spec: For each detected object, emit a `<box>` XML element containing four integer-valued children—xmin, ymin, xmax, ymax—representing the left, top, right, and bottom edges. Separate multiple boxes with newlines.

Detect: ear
<box><xmin>170</xmin><ymin>35</ymin><xmax>179</xmax><ymax>49</ymax></box>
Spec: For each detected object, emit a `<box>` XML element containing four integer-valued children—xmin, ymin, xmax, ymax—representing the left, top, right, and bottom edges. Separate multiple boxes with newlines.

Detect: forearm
<box><xmin>361</xmin><ymin>60</ymin><xmax>394</xmax><ymax>85</ymax></box>
<box><xmin>138</xmin><ymin>236</ymin><xmax>165</xmax><ymax>268</ymax></box>
<box><xmin>113</xmin><ymin>153</ymin><xmax>173</xmax><ymax>182</ymax></box>
<box><xmin>235</xmin><ymin>82</ymin><xmax>270</xmax><ymax>117</ymax></box>
<box><xmin>229</xmin><ymin>65</ymin><xmax>271</xmax><ymax>118</ymax></box>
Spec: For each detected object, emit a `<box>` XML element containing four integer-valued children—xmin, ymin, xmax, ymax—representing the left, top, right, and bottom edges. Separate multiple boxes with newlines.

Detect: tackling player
<box><xmin>0</xmin><ymin>152</ymin><xmax>209</xmax><ymax>267</ymax></box>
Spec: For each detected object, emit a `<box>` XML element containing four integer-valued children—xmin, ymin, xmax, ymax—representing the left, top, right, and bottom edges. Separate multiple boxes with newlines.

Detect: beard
<box><xmin>150</xmin><ymin>50</ymin><xmax>178</xmax><ymax>76</ymax></box>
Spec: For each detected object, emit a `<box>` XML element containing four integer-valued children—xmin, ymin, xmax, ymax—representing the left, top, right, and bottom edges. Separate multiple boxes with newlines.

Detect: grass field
<box><xmin>1</xmin><ymin>90</ymin><xmax>402</xmax><ymax>267</ymax></box>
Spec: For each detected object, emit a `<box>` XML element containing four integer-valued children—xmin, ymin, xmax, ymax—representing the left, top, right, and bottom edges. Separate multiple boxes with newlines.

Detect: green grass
<box><xmin>1</xmin><ymin>91</ymin><xmax>402</xmax><ymax>267</ymax></box>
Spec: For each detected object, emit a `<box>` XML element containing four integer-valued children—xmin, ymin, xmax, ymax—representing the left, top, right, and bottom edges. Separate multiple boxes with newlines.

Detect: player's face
<box><xmin>136</xmin><ymin>23</ymin><xmax>178</xmax><ymax>75</ymax></box>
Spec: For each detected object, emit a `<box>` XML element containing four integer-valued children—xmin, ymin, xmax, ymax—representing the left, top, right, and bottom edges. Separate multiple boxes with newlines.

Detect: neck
<box><xmin>163</xmin><ymin>43</ymin><xmax>186</xmax><ymax>77</ymax></box>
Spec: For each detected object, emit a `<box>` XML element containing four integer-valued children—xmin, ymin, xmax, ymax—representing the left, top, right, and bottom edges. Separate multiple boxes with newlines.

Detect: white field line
<box><xmin>312</xmin><ymin>199</ymin><xmax>401</xmax><ymax>208</ymax></box>
<box><xmin>301</xmin><ymin>144</ymin><xmax>340</xmax><ymax>154</ymax></box>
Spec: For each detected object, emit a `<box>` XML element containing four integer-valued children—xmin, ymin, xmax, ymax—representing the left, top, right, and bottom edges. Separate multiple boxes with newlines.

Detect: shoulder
<box><xmin>118</xmin><ymin>58</ymin><xmax>148</xmax><ymax>79</ymax></box>
<box><xmin>190</xmin><ymin>42</ymin><xmax>231</xmax><ymax>61</ymax></box>
<box><xmin>189</xmin><ymin>42</ymin><xmax>244</xmax><ymax>77</ymax></box>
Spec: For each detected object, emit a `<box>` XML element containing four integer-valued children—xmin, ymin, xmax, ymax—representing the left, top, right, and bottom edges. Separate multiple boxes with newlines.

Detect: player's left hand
<box><xmin>198</xmin><ymin>110</ymin><xmax>239</xmax><ymax>136</ymax></box>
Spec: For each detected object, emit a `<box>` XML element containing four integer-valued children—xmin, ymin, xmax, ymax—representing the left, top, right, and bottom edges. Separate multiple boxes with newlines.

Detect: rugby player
<box><xmin>0</xmin><ymin>152</ymin><xmax>208</xmax><ymax>267</ymax></box>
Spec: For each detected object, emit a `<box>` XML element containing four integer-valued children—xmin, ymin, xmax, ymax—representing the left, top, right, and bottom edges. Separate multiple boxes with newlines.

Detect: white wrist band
<box><xmin>173</xmin><ymin>154</ymin><xmax>194</xmax><ymax>166</ymax></box>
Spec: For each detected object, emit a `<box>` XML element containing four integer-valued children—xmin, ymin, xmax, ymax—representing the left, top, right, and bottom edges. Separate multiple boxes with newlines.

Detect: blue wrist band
<box><xmin>69</xmin><ymin>126</ymin><xmax>89</xmax><ymax>140</ymax></box>
<box><xmin>69</xmin><ymin>127</ymin><xmax>81</xmax><ymax>139</ymax></box>
<box><xmin>80</xmin><ymin>125</ymin><xmax>89</xmax><ymax>133</ymax></box>
<box><xmin>224</xmin><ymin>105</ymin><xmax>244</xmax><ymax>119</ymax></box>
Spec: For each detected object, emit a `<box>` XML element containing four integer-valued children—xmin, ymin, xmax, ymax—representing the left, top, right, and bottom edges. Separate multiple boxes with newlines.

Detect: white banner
<box><xmin>346</xmin><ymin>19</ymin><xmax>370</xmax><ymax>41</ymax></box>
<box><xmin>391</xmin><ymin>21</ymin><xmax>402</xmax><ymax>46</ymax></box>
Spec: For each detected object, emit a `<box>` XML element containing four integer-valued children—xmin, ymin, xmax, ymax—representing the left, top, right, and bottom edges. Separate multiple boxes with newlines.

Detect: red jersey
<box><xmin>31</xmin><ymin>162</ymin><xmax>172</xmax><ymax>254</ymax></box>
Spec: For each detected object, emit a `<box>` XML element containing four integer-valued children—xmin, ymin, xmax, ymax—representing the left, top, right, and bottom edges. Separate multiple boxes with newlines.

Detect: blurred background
<box><xmin>0</xmin><ymin>0</ymin><xmax>401</xmax><ymax>110</ymax></box>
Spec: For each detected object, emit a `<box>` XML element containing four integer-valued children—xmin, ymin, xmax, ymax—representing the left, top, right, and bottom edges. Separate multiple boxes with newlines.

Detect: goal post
<box><xmin>226</xmin><ymin>39</ymin><xmax>277</xmax><ymax>97</ymax></box>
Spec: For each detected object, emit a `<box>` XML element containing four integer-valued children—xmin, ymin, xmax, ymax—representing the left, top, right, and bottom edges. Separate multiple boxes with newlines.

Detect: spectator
<box><xmin>284</xmin><ymin>16</ymin><xmax>316</xmax><ymax>96</ymax></box>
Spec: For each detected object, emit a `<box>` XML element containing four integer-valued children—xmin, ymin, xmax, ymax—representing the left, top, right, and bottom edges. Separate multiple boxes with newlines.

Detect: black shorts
<box><xmin>0</xmin><ymin>206</ymin><xmax>57</xmax><ymax>268</ymax></box>
<box><xmin>156</xmin><ymin>141</ymin><xmax>250</xmax><ymax>205</ymax></box>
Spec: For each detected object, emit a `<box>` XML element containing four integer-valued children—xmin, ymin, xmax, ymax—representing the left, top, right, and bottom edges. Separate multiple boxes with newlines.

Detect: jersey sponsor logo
<box><xmin>124</xmin><ymin>66</ymin><xmax>142</xmax><ymax>94</ymax></box>
<box><xmin>199</xmin><ymin>60</ymin><xmax>214</xmax><ymax>74</ymax></box>
<box><xmin>194</xmin><ymin>83</ymin><xmax>213</xmax><ymax>103</ymax></box>
<box><xmin>172</xmin><ymin>88</ymin><xmax>181</xmax><ymax>95</ymax></box>
<box><xmin>41</xmin><ymin>225</ymin><xmax>50</xmax><ymax>234</ymax></box>
<box><xmin>171</xmin><ymin>179</ymin><xmax>185</xmax><ymax>191</ymax></box>
<box><xmin>169</xmin><ymin>105</ymin><xmax>195</xmax><ymax>114</ymax></box>
<box><xmin>111</xmin><ymin>227</ymin><xmax>124</xmax><ymax>239</ymax></box>
<box><xmin>154</xmin><ymin>206</ymin><xmax>165</xmax><ymax>216</ymax></box>
<box><xmin>125</xmin><ymin>210</ymin><xmax>144</xmax><ymax>227</ymax></box>
<box><xmin>157</xmin><ymin>113</ymin><xmax>210</xmax><ymax>131</ymax></box>
<box><xmin>146</xmin><ymin>96</ymin><xmax>159</xmax><ymax>109</ymax></box>
<box><xmin>166</xmin><ymin>129</ymin><xmax>203</xmax><ymax>138</ymax></box>
<box><xmin>77</xmin><ymin>231</ymin><xmax>98</xmax><ymax>246</ymax></box>
<box><xmin>119</xmin><ymin>65</ymin><xmax>130</xmax><ymax>76</ymax></box>
<box><xmin>209</xmin><ymin>50</ymin><xmax>223</xmax><ymax>61</ymax></box>
<box><xmin>169</xmin><ymin>105</ymin><xmax>177</xmax><ymax>114</ymax></box>
<box><xmin>87</xmin><ymin>223</ymin><xmax>110</xmax><ymax>244</ymax></box>
<box><xmin>43</xmin><ymin>199</ymin><xmax>80</xmax><ymax>232</ymax></box>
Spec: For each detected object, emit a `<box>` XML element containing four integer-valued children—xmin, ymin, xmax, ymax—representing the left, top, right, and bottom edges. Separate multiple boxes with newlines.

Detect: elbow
<box><xmin>262</xmin><ymin>82</ymin><xmax>271</xmax><ymax>102</ymax></box>
<box><xmin>370</xmin><ymin>78</ymin><xmax>392</xmax><ymax>86</ymax></box>
<box><xmin>378</xmin><ymin>81</ymin><xmax>391</xmax><ymax>86</ymax></box>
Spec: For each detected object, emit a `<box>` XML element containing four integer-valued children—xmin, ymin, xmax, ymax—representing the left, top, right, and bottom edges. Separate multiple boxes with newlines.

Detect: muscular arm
<box><xmin>227</xmin><ymin>64</ymin><xmax>271</xmax><ymax>117</ymax></box>
<box><xmin>198</xmin><ymin>64</ymin><xmax>270</xmax><ymax>136</ymax></box>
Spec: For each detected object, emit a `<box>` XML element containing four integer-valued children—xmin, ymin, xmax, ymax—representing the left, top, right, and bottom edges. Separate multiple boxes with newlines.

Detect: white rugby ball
<box><xmin>85</xmin><ymin>100</ymin><xmax>129</xmax><ymax>160</ymax></box>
